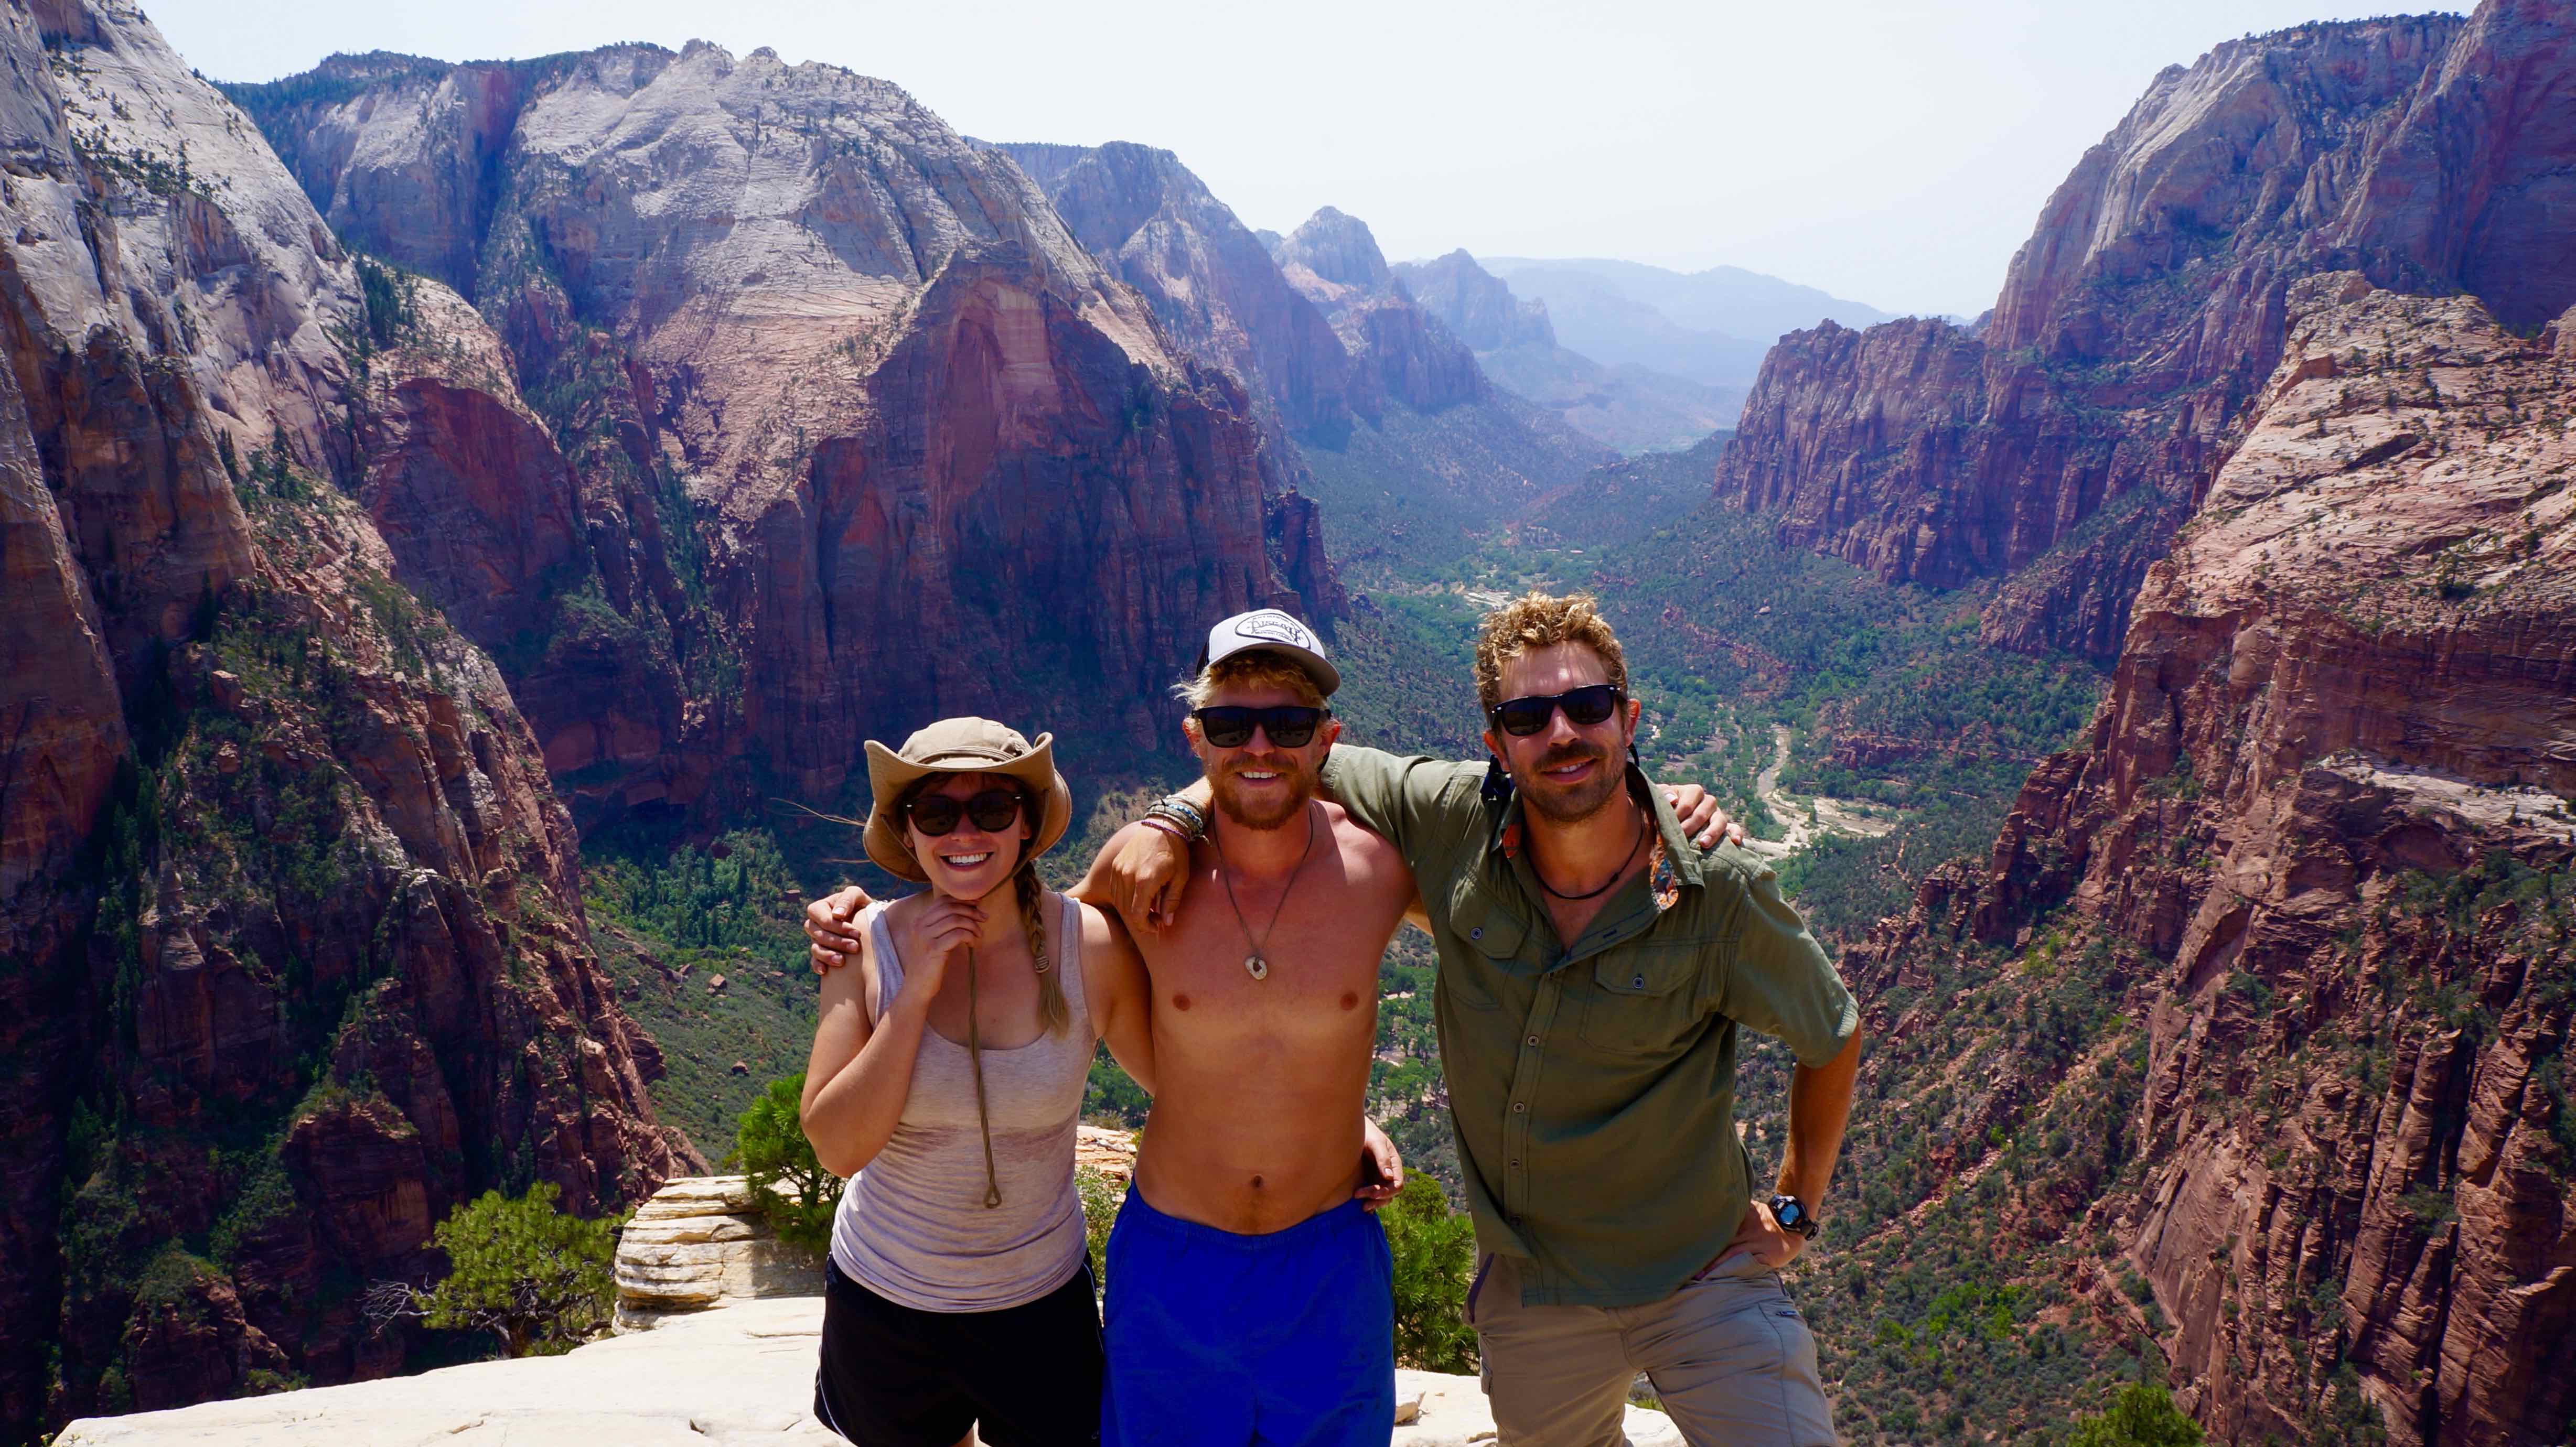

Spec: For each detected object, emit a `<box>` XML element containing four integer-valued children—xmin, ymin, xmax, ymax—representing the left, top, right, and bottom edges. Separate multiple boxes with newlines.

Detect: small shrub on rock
<box><xmin>1381</xmin><ymin>1175</ymin><xmax>1478</xmax><ymax>1373</ymax></box>
<box><xmin>740</xmin><ymin>1073</ymin><xmax>836</xmax><ymax>1254</ymax></box>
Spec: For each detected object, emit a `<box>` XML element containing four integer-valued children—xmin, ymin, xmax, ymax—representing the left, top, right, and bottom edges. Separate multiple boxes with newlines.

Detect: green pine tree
<box><xmin>1381</xmin><ymin>1175</ymin><xmax>1479</xmax><ymax>1373</ymax></box>
<box><xmin>2068</xmin><ymin>1383</ymin><xmax>2206</xmax><ymax>1447</ymax></box>
<box><xmin>739</xmin><ymin>1073</ymin><xmax>837</xmax><ymax>1254</ymax></box>
<box><xmin>412</xmin><ymin>1183</ymin><xmax>620</xmax><ymax>1357</ymax></box>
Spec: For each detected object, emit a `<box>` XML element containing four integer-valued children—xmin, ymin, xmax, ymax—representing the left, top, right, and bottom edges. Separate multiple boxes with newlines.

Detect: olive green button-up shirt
<box><xmin>1325</xmin><ymin>745</ymin><xmax>1859</xmax><ymax>1308</ymax></box>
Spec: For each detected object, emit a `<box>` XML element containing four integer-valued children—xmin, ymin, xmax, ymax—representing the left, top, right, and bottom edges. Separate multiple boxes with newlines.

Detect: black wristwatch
<box><xmin>1769</xmin><ymin>1193</ymin><xmax>1821</xmax><ymax>1239</ymax></box>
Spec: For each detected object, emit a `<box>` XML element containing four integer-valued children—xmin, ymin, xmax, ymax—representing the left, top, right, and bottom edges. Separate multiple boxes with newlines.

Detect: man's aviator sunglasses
<box><xmin>906</xmin><ymin>787</ymin><xmax>1027</xmax><ymax>836</ymax></box>
<box><xmin>1191</xmin><ymin>705</ymin><xmax>1329</xmax><ymax>749</ymax></box>
<box><xmin>1490</xmin><ymin>684</ymin><xmax>1625</xmax><ymax>737</ymax></box>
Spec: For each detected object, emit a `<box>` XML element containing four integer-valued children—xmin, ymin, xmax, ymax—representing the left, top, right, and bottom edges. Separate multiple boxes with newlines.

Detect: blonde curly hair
<box><xmin>1473</xmin><ymin>591</ymin><xmax>1629</xmax><ymax>714</ymax></box>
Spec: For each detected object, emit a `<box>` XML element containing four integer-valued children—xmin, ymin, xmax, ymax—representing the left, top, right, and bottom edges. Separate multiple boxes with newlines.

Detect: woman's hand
<box><xmin>805</xmin><ymin>884</ymin><xmax>874</xmax><ymax>973</ymax></box>
<box><xmin>1355</xmin><ymin>1117</ymin><xmax>1404</xmax><ymax>1212</ymax></box>
<box><xmin>888</xmin><ymin>895</ymin><xmax>985</xmax><ymax>999</ymax></box>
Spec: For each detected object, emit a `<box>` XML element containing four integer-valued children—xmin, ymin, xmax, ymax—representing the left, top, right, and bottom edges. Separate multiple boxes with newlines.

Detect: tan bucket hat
<box><xmin>861</xmin><ymin>718</ymin><xmax>1072</xmax><ymax>883</ymax></box>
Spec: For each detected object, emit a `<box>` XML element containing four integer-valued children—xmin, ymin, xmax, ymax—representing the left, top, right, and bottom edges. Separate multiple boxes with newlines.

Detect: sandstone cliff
<box><xmin>992</xmin><ymin>146</ymin><xmax>1606</xmax><ymax>574</ymax></box>
<box><xmin>1818</xmin><ymin>275</ymin><xmax>2574</xmax><ymax>1445</ymax></box>
<box><xmin>0</xmin><ymin>2</ymin><xmax>686</xmax><ymax>1433</ymax></box>
<box><xmin>233</xmin><ymin>49</ymin><xmax>1324</xmax><ymax>818</ymax></box>
<box><xmin>1718</xmin><ymin>7</ymin><xmax>2576</xmax><ymax>661</ymax></box>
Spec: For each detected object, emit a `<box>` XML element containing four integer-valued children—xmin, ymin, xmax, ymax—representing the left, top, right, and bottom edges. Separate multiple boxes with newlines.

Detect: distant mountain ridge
<box><xmin>1474</xmin><ymin>256</ymin><xmax>1895</xmax><ymax>387</ymax></box>
<box><xmin>1394</xmin><ymin>250</ymin><xmax>1744</xmax><ymax>454</ymax></box>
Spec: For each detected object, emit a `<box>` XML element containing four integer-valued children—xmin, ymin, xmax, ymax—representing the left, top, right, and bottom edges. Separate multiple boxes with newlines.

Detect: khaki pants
<box><xmin>1468</xmin><ymin>1251</ymin><xmax>1837</xmax><ymax>1446</ymax></box>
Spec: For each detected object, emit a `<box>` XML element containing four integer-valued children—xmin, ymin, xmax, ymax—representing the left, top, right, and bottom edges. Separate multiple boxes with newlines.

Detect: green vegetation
<box><xmin>1076</xmin><ymin>1166</ymin><xmax>1120</xmax><ymax>1287</ymax></box>
<box><xmin>737</xmin><ymin>1075</ymin><xmax>835</xmax><ymax>1255</ymax></box>
<box><xmin>1380</xmin><ymin>1175</ymin><xmax>1478</xmax><ymax>1374</ymax></box>
<box><xmin>400</xmin><ymin>1184</ymin><xmax>622</xmax><ymax>1358</ymax></box>
<box><xmin>2067</xmin><ymin>1384</ymin><xmax>2205</xmax><ymax>1446</ymax></box>
<box><xmin>583</xmin><ymin>826</ymin><xmax>823</xmax><ymax>1152</ymax></box>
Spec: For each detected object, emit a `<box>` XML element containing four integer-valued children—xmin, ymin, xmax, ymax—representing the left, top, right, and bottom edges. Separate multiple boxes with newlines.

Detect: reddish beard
<box><xmin>1209</xmin><ymin>754</ymin><xmax>1318</xmax><ymax>829</ymax></box>
<box><xmin>1517</xmin><ymin>738</ymin><xmax>1623</xmax><ymax>823</ymax></box>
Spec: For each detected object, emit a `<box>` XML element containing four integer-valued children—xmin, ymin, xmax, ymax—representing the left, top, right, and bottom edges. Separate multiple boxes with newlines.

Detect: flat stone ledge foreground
<box><xmin>55</xmin><ymin>1297</ymin><xmax>1681</xmax><ymax>1445</ymax></box>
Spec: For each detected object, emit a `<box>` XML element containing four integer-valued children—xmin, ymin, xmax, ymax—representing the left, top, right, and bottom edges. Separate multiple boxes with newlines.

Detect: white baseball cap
<box><xmin>1195</xmin><ymin>609</ymin><xmax>1340</xmax><ymax>697</ymax></box>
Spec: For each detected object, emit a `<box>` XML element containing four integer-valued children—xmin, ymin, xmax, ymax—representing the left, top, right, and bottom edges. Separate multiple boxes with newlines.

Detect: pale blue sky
<box><xmin>184</xmin><ymin>0</ymin><xmax>2436</xmax><ymax>318</ymax></box>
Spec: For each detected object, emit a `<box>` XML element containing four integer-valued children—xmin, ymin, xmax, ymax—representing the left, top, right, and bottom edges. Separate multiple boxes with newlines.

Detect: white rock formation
<box><xmin>611</xmin><ymin>1175</ymin><xmax>821</xmax><ymax>1333</ymax></box>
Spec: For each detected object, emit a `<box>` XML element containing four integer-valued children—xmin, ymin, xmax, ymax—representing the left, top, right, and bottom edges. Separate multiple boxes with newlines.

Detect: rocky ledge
<box><xmin>57</xmin><ymin>1298</ymin><xmax>1679</xmax><ymax>1445</ymax></box>
<box><xmin>66</xmin><ymin>1162</ymin><xmax>1679</xmax><ymax>1444</ymax></box>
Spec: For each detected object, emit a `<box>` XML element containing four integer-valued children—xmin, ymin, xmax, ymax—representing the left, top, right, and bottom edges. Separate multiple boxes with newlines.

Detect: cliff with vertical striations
<box><xmin>0</xmin><ymin>1</ymin><xmax>686</xmax><ymax>1434</ymax></box>
<box><xmin>232</xmin><ymin>48</ymin><xmax>1326</xmax><ymax>818</ymax></box>
<box><xmin>1819</xmin><ymin>273</ymin><xmax>2575</xmax><ymax>1446</ymax></box>
<box><xmin>1718</xmin><ymin>7</ymin><xmax>2576</xmax><ymax>662</ymax></box>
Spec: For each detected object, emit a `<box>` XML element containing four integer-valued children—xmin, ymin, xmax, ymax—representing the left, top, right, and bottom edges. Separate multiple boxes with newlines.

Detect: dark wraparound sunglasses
<box><xmin>907</xmin><ymin>787</ymin><xmax>1027</xmax><ymax>836</ymax></box>
<box><xmin>1192</xmin><ymin>705</ymin><xmax>1328</xmax><ymax>749</ymax></box>
<box><xmin>1491</xmin><ymin>684</ymin><xmax>1625</xmax><ymax>737</ymax></box>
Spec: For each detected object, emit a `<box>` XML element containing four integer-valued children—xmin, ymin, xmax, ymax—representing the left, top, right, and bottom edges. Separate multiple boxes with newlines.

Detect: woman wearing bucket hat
<box><xmin>800</xmin><ymin>717</ymin><xmax>1153</xmax><ymax>1447</ymax></box>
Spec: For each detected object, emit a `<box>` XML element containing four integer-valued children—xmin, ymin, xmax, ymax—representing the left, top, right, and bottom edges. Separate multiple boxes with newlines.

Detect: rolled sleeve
<box><xmin>1709</xmin><ymin>852</ymin><xmax>1859</xmax><ymax>1067</ymax></box>
<box><xmin>1319</xmin><ymin>745</ymin><xmax>1483</xmax><ymax>863</ymax></box>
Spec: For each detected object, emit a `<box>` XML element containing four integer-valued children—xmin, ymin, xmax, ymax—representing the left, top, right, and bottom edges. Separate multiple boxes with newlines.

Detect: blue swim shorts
<box><xmin>1101</xmin><ymin>1190</ymin><xmax>1395</xmax><ymax>1447</ymax></box>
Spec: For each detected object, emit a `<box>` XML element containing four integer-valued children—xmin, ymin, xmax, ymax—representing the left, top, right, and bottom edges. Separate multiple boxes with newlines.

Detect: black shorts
<box><xmin>814</xmin><ymin>1257</ymin><xmax>1103</xmax><ymax>1447</ymax></box>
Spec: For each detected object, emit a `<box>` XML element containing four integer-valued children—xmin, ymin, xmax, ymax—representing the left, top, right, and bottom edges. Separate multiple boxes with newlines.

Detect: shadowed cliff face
<box><xmin>1720</xmin><ymin>6</ymin><xmax>2576</xmax><ymax>662</ymax></box>
<box><xmin>0</xmin><ymin>2</ymin><xmax>686</xmax><ymax>1433</ymax></box>
<box><xmin>1824</xmin><ymin>275</ymin><xmax>2574</xmax><ymax>1447</ymax></box>
<box><xmin>233</xmin><ymin>47</ymin><xmax>1323</xmax><ymax>818</ymax></box>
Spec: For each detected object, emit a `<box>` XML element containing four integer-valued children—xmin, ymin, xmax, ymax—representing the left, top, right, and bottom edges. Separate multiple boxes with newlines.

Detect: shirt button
<box><xmin>1512</xmin><ymin>1102</ymin><xmax>1527</xmax><ymax>1113</ymax></box>
<box><xmin>1526</xmin><ymin>1035</ymin><xmax>1539</xmax><ymax>1046</ymax></box>
<box><xmin>1510</xmin><ymin>1159</ymin><xmax>1520</xmax><ymax>1169</ymax></box>
<box><xmin>1632</xmin><ymin>974</ymin><xmax>1646</xmax><ymax>987</ymax></box>
<box><xmin>1470</xmin><ymin>927</ymin><xmax>1484</xmax><ymax>940</ymax></box>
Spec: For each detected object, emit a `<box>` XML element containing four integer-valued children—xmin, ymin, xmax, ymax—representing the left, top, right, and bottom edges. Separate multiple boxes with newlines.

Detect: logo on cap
<box><xmin>1235</xmin><ymin>610</ymin><xmax>1313</xmax><ymax>647</ymax></box>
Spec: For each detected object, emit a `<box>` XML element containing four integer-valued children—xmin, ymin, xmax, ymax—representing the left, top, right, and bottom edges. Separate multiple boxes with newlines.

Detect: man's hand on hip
<box><xmin>1715</xmin><ymin>1197</ymin><xmax>1805</xmax><ymax>1271</ymax></box>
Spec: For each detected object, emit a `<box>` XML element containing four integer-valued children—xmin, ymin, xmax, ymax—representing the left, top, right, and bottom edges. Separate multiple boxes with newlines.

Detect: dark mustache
<box><xmin>1534</xmin><ymin>742</ymin><xmax>1605</xmax><ymax>772</ymax></box>
<box><xmin>1226</xmin><ymin>753</ymin><xmax>1301</xmax><ymax>775</ymax></box>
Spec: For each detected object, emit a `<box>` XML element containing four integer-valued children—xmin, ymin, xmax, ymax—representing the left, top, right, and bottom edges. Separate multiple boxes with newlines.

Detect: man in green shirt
<box><xmin>1103</xmin><ymin>592</ymin><xmax>1861</xmax><ymax>1446</ymax></box>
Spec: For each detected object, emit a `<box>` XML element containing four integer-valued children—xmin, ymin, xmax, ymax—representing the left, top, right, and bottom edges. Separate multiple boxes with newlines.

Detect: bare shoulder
<box><xmin>1321</xmin><ymin>799</ymin><xmax>1410</xmax><ymax>876</ymax></box>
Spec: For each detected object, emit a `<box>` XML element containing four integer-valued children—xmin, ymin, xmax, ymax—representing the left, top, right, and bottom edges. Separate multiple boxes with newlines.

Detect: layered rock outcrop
<box><xmin>0</xmin><ymin>3</ymin><xmax>687</xmax><ymax>1435</ymax></box>
<box><xmin>233</xmin><ymin>47</ymin><xmax>1324</xmax><ymax>817</ymax></box>
<box><xmin>1718</xmin><ymin>6</ymin><xmax>2576</xmax><ymax>661</ymax></box>
<box><xmin>1828</xmin><ymin>275</ymin><xmax>2575</xmax><ymax>1445</ymax></box>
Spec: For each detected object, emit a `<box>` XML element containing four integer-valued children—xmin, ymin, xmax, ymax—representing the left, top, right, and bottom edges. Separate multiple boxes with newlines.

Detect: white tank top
<box><xmin>828</xmin><ymin>894</ymin><xmax>1098</xmax><ymax>1311</ymax></box>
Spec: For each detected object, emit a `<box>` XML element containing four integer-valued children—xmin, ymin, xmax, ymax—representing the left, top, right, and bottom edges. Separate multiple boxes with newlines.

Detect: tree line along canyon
<box><xmin>1</xmin><ymin>0</ymin><xmax>2570</xmax><ymax>1442</ymax></box>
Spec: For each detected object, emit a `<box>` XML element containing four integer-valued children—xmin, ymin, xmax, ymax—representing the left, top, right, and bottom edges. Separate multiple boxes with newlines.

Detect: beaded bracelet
<box><xmin>1144</xmin><ymin>794</ymin><xmax>1208</xmax><ymax>840</ymax></box>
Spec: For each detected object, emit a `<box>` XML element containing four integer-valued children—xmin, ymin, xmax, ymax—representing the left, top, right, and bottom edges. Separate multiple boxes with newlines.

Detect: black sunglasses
<box><xmin>1191</xmin><ymin>705</ymin><xmax>1328</xmax><ymax>749</ymax></box>
<box><xmin>907</xmin><ymin>787</ymin><xmax>1026</xmax><ymax>837</ymax></box>
<box><xmin>1491</xmin><ymin>684</ymin><xmax>1625</xmax><ymax>737</ymax></box>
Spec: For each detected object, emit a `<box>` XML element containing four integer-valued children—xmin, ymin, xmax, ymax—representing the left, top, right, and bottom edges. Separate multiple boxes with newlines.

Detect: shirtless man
<box><xmin>804</xmin><ymin>611</ymin><xmax>1733</xmax><ymax>1446</ymax></box>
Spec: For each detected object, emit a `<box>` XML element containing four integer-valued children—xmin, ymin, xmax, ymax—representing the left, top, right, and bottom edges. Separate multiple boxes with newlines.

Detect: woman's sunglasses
<box><xmin>1490</xmin><ymin>684</ymin><xmax>1624</xmax><ymax>737</ymax></box>
<box><xmin>907</xmin><ymin>787</ymin><xmax>1026</xmax><ymax>837</ymax></box>
<box><xmin>1191</xmin><ymin>705</ymin><xmax>1328</xmax><ymax>749</ymax></box>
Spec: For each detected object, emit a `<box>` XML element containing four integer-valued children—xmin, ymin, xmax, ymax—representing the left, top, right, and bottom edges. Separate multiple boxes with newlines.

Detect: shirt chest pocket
<box><xmin>1443</xmin><ymin>881</ymin><xmax>1531</xmax><ymax>1013</ymax></box>
<box><xmin>1577</xmin><ymin>945</ymin><xmax>1709</xmax><ymax>1054</ymax></box>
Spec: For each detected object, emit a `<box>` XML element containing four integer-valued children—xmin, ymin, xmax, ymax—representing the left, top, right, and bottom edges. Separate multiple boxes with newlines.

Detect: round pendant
<box><xmin>1244</xmin><ymin>954</ymin><xmax>1269</xmax><ymax>981</ymax></box>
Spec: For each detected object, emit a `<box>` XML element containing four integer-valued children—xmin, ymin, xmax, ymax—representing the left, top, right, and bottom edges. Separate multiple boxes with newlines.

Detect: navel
<box><xmin>1340</xmin><ymin>991</ymin><xmax>1359</xmax><ymax>1011</ymax></box>
<box><xmin>1250</xmin><ymin>1175</ymin><xmax>1265</xmax><ymax>1191</ymax></box>
<box><xmin>1173</xmin><ymin>993</ymin><xmax>1192</xmax><ymax>1011</ymax></box>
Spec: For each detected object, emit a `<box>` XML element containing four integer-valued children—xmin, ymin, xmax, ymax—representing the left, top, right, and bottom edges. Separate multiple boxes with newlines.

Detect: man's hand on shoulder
<box><xmin>804</xmin><ymin>885</ymin><xmax>873</xmax><ymax>973</ymax></box>
<box><xmin>1075</xmin><ymin>820</ymin><xmax>1195</xmax><ymax>936</ymax></box>
<box><xmin>1660</xmin><ymin>783</ymin><xmax>1745</xmax><ymax>851</ymax></box>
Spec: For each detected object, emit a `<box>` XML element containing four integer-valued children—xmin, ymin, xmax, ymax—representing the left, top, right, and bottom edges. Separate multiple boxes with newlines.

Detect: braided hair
<box><xmin>1015</xmin><ymin>859</ymin><xmax>1070</xmax><ymax>1036</ymax></box>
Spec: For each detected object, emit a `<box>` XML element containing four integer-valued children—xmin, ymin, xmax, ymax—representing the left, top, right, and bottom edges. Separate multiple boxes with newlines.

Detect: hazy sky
<box><xmin>172</xmin><ymin>0</ymin><xmax>2432</xmax><ymax>319</ymax></box>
